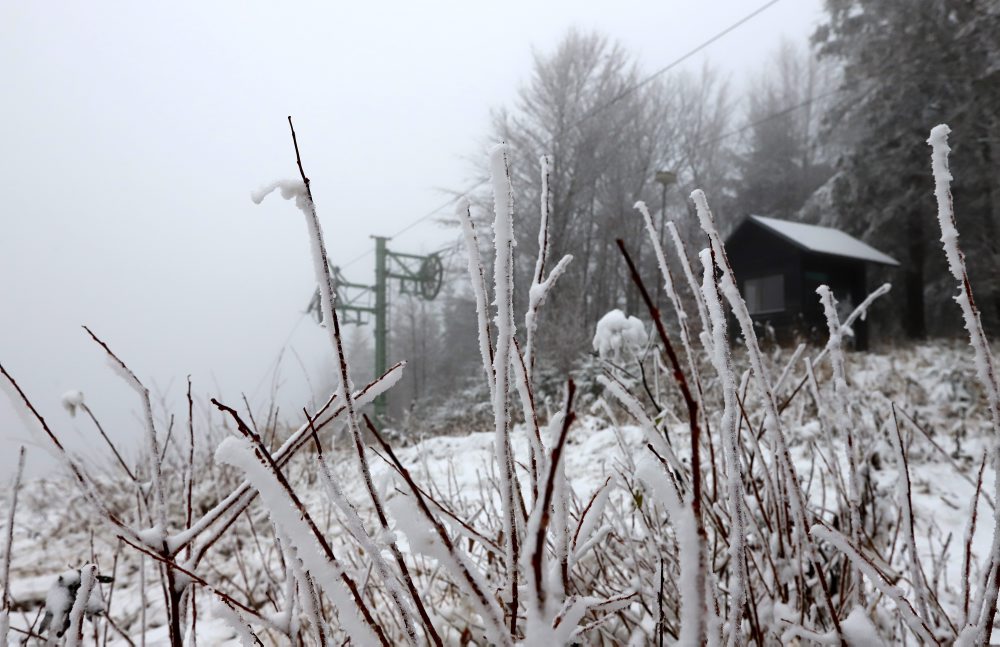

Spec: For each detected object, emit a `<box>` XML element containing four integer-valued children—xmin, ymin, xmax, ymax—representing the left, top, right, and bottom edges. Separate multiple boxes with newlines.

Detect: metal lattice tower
<box><xmin>306</xmin><ymin>237</ymin><xmax>444</xmax><ymax>420</ymax></box>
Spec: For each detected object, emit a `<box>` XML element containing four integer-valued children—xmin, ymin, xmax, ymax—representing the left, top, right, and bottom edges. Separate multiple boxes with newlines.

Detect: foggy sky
<box><xmin>0</xmin><ymin>0</ymin><xmax>824</xmax><ymax>477</ymax></box>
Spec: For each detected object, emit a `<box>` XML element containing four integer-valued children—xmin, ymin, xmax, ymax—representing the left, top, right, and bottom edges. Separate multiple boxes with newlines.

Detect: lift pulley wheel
<box><xmin>419</xmin><ymin>253</ymin><xmax>444</xmax><ymax>300</ymax></box>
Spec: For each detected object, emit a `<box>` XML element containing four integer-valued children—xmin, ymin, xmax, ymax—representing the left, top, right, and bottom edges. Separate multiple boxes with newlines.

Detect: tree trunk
<box><xmin>905</xmin><ymin>207</ymin><xmax>926</xmax><ymax>338</ymax></box>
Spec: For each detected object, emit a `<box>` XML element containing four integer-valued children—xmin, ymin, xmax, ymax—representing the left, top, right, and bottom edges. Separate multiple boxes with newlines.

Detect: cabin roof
<box><xmin>742</xmin><ymin>215</ymin><xmax>900</xmax><ymax>266</ymax></box>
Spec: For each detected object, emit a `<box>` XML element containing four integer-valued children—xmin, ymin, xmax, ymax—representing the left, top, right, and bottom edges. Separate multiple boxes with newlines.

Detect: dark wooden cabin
<box><xmin>724</xmin><ymin>215</ymin><xmax>899</xmax><ymax>350</ymax></box>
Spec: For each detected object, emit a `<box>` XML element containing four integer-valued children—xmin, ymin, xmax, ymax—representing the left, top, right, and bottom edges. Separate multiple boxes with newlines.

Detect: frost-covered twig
<box><xmin>79</xmin><ymin>327</ymin><xmax>188</xmax><ymax>644</ymax></box>
<box><xmin>213</xmin><ymin>397</ymin><xmax>390</xmax><ymax>645</ymax></box>
<box><xmin>698</xmin><ymin>248</ymin><xmax>748</xmax><ymax>645</ymax></box>
<box><xmin>213</xmin><ymin>429</ymin><xmax>388</xmax><ymax>646</ymax></box>
<box><xmin>0</xmin><ymin>446</ymin><xmax>25</xmax><ymax>646</ymax></box>
<box><xmin>617</xmin><ymin>238</ymin><xmax>707</xmax><ymax>644</ymax></box>
<box><xmin>811</xmin><ymin>524</ymin><xmax>939</xmax><ymax>644</ymax></box>
<box><xmin>214</xmin><ymin>600</ymin><xmax>264</xmax><ymax>647</ymax></box>
<box><xmin>927</xmin><ymin>125</ymin><xmax>1000</xmax><ymax>647</ymax></box>
<box><xmin>616</xmin><ymin>239</ymin><xmax>702</xmax><ymax>489</ymax></box>
<box><xmin>82</xmin><ymin>326</ymin><xmax>168</xmax><ymax>542</ymax></box>
<box><xmin>307</xmin><ymin>413</ymin><xmax>431</xmax><ymax>646</ymax></box>
<box><xmin>511</xmin><ymin>341</ymin><xmax>545</xmax><ymax>497</ymax></box>
<box><xmin>525</xmin><ymin>156</ymin><xmax>573</xmax><ymax>383</ymax></box>
<box><xmin>961</xmin><ymin>452</ymin><xmax>988</xmax><ymax>629</ymax></box>
<box><xmin>489</xmin><ymin>143</ymin><xmax>522</xmax><ymax>632</ymax></box>
<box><xmin>256</xmin><ymin>118</ymin><xmax>427</xmax><ymax>643</ymax></box>
<box><xmin>175</xmin><ymin>363</ymin><xmax>403</xmax><ymax>556</ymax></box>
<box><xmin>523</xmin><ymin>381</ymin><xmax>575</xmax><ymax>638</ymax></box>
<box><xmin>817</xmin><ymin>287</ymin><xmax>864</xmax><ymax>608</ymax></box>
<box><xmin>634</xmin><ymin>202</ymin><xmax>700</xmax><ymax>384</ymax></box>
<box><xmin>456</xmin><ymin>198</ymin><xmax>496</xmax><ymax>396</ymax></box>
<box><xmin>636</xmin><ymin>202</ymin><xmax>714</xmax><ymax>477</ymax></box>
<box><xmin>635</xmin><ymin>446</ymin><xmax>705</xmax><ymax>645</ymax></box>
<box><xmin>778</xmin><ymin>283</ymin><xmax>892</xmax><ymax>414</ymax></box>
<box><xmin>889</xmin><ymin>404</ymin><xmax>933</xmax><ymax>627</ymax></box>
<box><xmin>692</xmin><ymin>189</ymin><xmax>843</xmax><ymax>640</ymax></box>
<box><xmin>75</xmin><ymin>400</ymin><xmax>137</xmax><ymax>483</ymax></box>
<box><xmin>666</xmin><ymin>221</ymin><xmax>711</xmax><ymax>344</ymax></box>
<box><xmin>368</xmin><ymin>419</ymin><xmax>511</xmax><ymax>646</ymax></box>
<box><xmin>64</xmin><ymin>564</ymin><xmax>97</xmax><ymax>647</ymax></box>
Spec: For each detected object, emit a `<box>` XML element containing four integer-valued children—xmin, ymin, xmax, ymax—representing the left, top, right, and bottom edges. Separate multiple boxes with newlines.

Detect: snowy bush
<box><xmin>2</xmin><ymin>122</ymin><xmax>999</xmax><ymax>646</ymax></box>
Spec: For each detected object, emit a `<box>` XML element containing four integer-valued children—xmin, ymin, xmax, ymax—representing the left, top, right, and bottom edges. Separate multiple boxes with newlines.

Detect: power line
<box><xmin>576</xmin><ymin>0</ymin><xmax>782</xmax><ymax>126</ymax></box>
<box><xmin>701</xmin><ymin>86</ymin><xmax>843</xmax><ymax>148</ymax></box>
<box><xmin>346</xmin><ymin>84</ymin><xmax>834</xmax><ymax>277</ymax></box>
<box><xmin>256</xmin><ymin>0</ymin><xmax>795</xmax><ymax>399</ymax></box>
<box><xmin>338</xmin><ymin>0</ymin><xmax>784</xmax><ymax>262</ymax></box>
<box><xmin>338</xmin><ymin>180</ymin><xmax>488</xmax><ymax>270</ymax></box>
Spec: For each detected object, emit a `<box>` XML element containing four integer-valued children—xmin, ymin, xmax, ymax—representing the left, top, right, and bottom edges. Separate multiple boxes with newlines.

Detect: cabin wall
<box><xmin>726</xmin><ymin>222</ymin><xmax>802</xmax><ymax>341</ymax></box>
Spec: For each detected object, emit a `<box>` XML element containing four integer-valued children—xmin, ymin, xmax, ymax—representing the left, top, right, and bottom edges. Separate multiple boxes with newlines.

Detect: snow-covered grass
<box><xmin>1</xmin><ymin>123</ymin><xmax>998</xmax><ymax>645</ymax></box>
<box><xmin>1</xmin><ymin>342</ymin><xmax>994</xmax><ymax>645</ymax></box>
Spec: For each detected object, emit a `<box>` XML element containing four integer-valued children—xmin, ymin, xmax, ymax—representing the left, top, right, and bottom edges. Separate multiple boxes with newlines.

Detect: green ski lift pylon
<box><xmin>306</xmin><ymin>237</ymin><xmax>444</xmax><ymax>421</ymax></box>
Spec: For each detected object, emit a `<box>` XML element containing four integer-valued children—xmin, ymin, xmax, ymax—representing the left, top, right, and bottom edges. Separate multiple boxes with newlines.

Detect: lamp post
<box><xmin>654</xmin><ymin>170</ymin><xmax>677</xmax><ymax>305</ymax></box>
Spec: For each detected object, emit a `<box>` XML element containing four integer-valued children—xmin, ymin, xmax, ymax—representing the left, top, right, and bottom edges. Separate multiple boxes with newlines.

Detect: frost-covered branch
<box><xmin>927</xmin><ymin>124</ymin><xmax>1000</xmax><ymax>647</ymax></box>
<box><xmin>0</xmin><ymin>446</ymin><xmax>25</xmax><ymax>646</ymax></box>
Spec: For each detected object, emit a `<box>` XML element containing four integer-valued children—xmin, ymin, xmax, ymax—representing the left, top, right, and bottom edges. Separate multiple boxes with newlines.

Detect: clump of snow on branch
<box><xmin>592</xmin><ymin>309</ymin><xmax>646</xmax><ymax>362</ymax></box>
<box><xmin>250</xmin><ymin>179</ymin><xmax>309</xmax><ymax>213</ymax></box>
<box><xmin>60</xmin><ymin>390</ymin><xmax>84</xmax><ymax>417</ymax></box>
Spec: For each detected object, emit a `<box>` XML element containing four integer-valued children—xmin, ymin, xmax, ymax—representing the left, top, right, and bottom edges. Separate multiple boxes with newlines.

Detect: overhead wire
<box><xmin>256</xmin><ymin>0</ymin><xmax>794</xmax><ymax>386</ymax></box>
<box><xmin>335</xmin><ymin>0</ymin><xmax>786</xmax><ymax>270</ymax></box>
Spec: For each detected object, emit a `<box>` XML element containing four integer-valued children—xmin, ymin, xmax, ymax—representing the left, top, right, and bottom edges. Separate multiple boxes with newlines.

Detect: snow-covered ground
<box><xmin>1</xmin><ymin>341</ymin><xmax>997</xmax><ymax>645</ymax></box>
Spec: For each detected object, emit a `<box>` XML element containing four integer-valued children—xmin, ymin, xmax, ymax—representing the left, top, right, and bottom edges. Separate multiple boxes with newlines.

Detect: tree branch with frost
<box><xmin>82</xmin><ymin>326</ymin><xmax>168</xmax><ymax>540</ymax></box>
<box><xmin>697</xmin><ymin>247</ymin><xmax>748</xmax><ymax>645</ymax></box>
<box><xmin>456</xmin><ymin>198</ymin><xmax>497</xmax><ymax>396</ymax></box>
<box><xmin>927</xmin><ymin>124</ymin><xmax>1000</xmax><ymax>647</ymax></box>
<box><xmin>0</xmin><ymin>446</ymin><xmax>25</xmax><ymax>646</ymax></box>
<box><xmin>488</xmin><ymin>142</ymin><xmax>522</xmax><ymax>634</ymax></box>
<box><xmin>253</xmin><ymin>119</ymin><xmax>419</xmax><ymax>643</ymax></box>
<box><xmin>522</xmin><ymin>380</ymin><xmax>575</xmax><ymax>639</ymax></box>
<box><xmin>524</xmin><ymin>155</ymin><xmax>573</xmax><ymax>382</ymax></box>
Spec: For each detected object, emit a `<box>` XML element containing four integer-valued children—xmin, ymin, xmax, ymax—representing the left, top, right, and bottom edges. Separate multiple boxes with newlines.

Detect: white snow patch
<box><xmin>748</xmin><ymin>215</ymin><xmax>899</xmax><ymax>266</ymax></box>
<box><xmin>593</xmin><ymin>309</ymin><xmax>646</xmax><ymax>362</ymax></box>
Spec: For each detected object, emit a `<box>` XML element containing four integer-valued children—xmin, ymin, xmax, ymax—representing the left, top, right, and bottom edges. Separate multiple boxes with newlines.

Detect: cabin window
<box><xmin>744</xmin><ymin>274</ymin><xmax>784</xmax><ymax>315</ymax></box>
